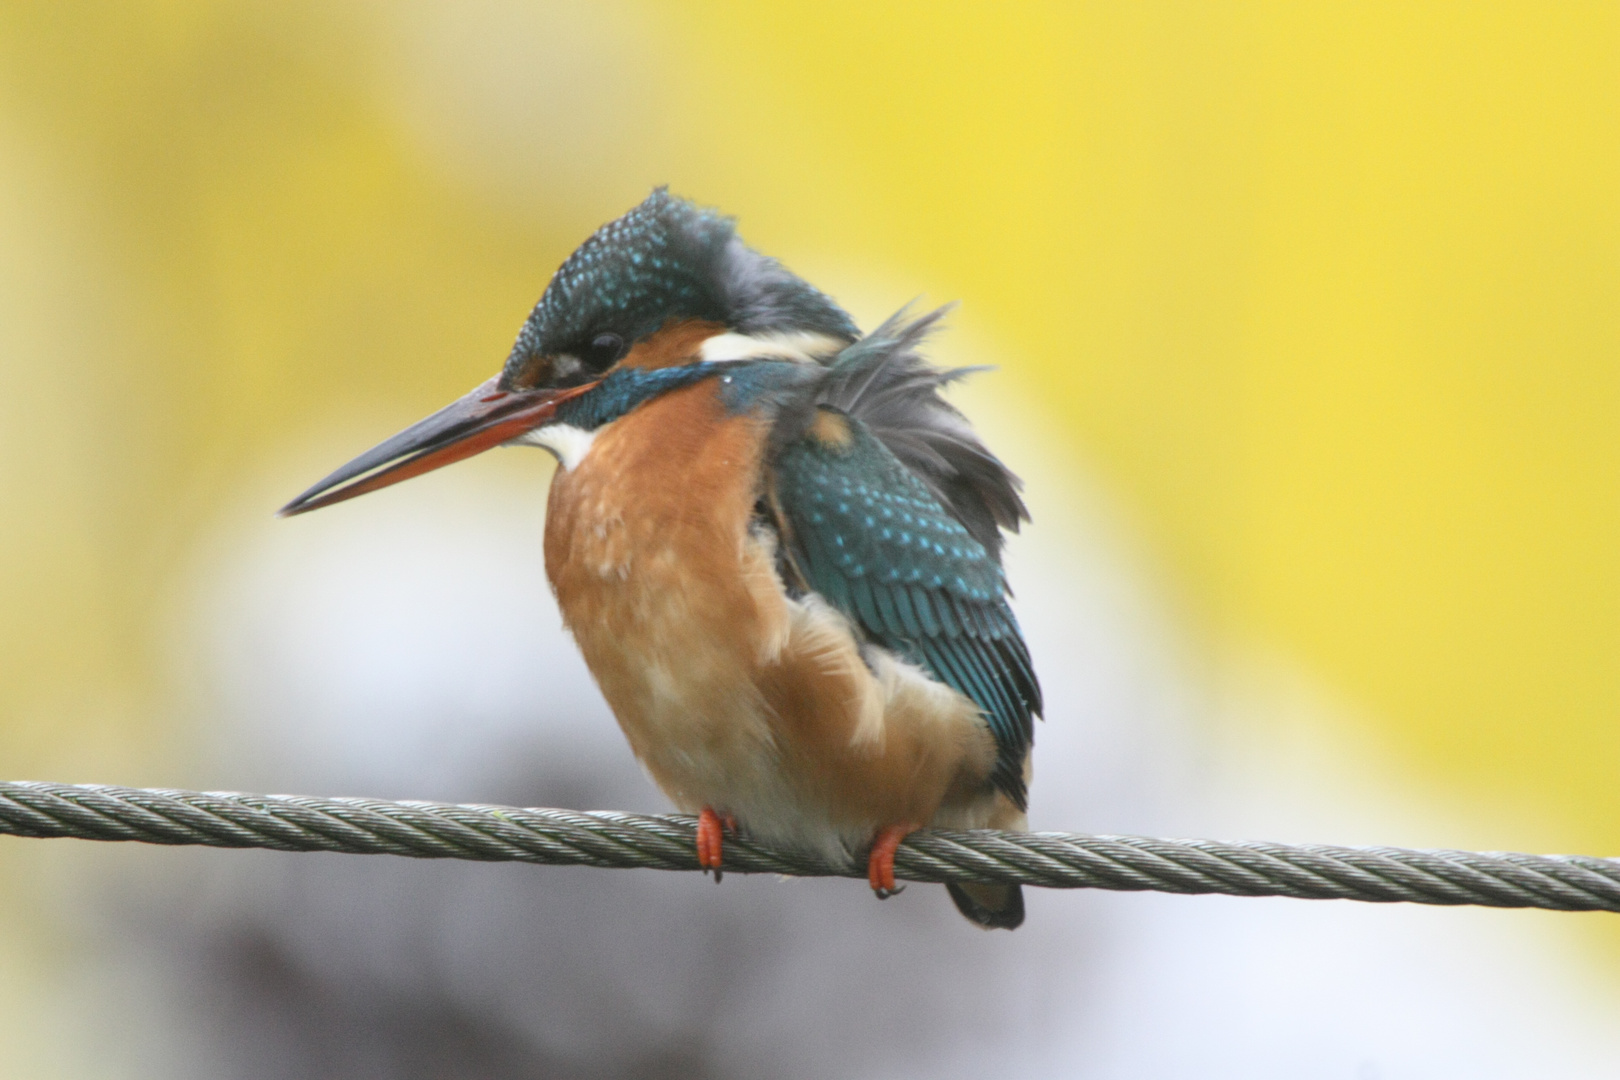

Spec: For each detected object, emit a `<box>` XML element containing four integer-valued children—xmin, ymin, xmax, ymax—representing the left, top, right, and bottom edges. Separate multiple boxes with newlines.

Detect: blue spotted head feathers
<box><xmin>502</xmin><ymin>188</ymin><xmax>859</xmax><ymax>387</ymax></box>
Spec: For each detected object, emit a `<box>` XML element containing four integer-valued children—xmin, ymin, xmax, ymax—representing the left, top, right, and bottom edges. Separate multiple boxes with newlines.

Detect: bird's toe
<box><xmin>697</xmin><ymin>806</ymin><xmax>729</xmax><ymax>881</ymax></box>
<box><xmin>867</xmin><ymin>824</ymin><xmax>918</xmax><ymax>898</ymax></box>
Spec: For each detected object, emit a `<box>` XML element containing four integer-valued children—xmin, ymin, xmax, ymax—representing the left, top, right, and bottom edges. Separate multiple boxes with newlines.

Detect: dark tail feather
<box><xmin>946</xmin><ymin>881</ymin><xmax>1024</xmax><ymax>930</ymax></box>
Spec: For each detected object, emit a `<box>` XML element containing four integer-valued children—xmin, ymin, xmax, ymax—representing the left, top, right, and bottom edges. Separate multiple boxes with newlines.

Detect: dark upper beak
<box><xmin>278</xmin><ymin>375</ymin><xmax>595</xmax><ymax>516</ymax></box>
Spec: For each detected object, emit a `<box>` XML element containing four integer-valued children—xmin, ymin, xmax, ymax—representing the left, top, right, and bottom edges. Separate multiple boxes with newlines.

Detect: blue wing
<box><xmin>769</xmin><ymin>406</ymin><xmax>1040</xmax><ymax>807</ymax></box>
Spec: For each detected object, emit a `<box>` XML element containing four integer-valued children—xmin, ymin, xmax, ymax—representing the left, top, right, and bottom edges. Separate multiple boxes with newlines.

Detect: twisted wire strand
<box><xmin>1</xmin><ymin>781</ymin><xmax>1616</xmax><ymax>912</ymax></box>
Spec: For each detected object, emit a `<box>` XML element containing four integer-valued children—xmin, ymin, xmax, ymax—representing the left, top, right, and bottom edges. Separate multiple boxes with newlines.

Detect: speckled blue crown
<box><xmin>517</xmin><ymin>189</ymin><xmax>730</xmax><ymax>357</ymax></box>
<box><xmin>503</xmin><ymin>189</ymin><xmax>858</xmax><ymax>382</ymax></box>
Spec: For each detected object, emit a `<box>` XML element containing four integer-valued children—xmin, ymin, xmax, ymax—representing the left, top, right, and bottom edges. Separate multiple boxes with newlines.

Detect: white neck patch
<box><xmin>698</xmin><ymin>329</ymin><xmax>846</xmax><ymax>364</ymax></box>
<box><xmin>512</xmin><ymin>423</ymin><xmax>596</xmax><ymax>471</ymax></box>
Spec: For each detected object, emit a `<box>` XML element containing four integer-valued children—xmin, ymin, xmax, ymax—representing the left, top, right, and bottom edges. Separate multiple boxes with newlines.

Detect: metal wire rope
<box><xmin>1</xmin><ymin>781</ymin><xmax>1616</xmax><ymax>912</ymax></box>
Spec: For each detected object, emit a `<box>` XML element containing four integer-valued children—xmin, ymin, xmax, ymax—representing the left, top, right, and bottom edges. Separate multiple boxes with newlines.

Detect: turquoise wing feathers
<box><xmin>770</xmin><ymin>408</ymin><xmax>1040</xmax><ymax>806</ymax></box>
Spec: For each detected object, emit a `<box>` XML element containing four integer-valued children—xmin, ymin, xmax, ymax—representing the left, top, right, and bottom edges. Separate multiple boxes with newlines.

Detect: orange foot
<box><xmin>696</xmin><ymin>807</ymin><xmax>737</xmax><ymax>882</ymax></box>
<box><xmin>867</xmin><ymin>824</ymin><xmax>919</xmax><ymax>899</ymax></box>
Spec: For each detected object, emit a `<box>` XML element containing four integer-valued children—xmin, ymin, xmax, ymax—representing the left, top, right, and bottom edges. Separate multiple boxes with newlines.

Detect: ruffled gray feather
<box><xmin>813</xmin><ymin>305</ymin><xmax>1028</xmax><ymax>558</ymax></box>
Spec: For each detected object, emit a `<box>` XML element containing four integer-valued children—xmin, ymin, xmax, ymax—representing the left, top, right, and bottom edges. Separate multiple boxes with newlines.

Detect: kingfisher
<box><xmin>282</xmin><ymin>189</ymin><xmax>1042</xmax><ymax>929</ymax></box>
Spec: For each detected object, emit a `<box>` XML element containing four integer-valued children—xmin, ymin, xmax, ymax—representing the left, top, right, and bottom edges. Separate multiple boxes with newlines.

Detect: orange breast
<box><xmin>543</xmin><ymin>379</ymin><xmax>789</xmax><ymax>803</ymax></box>
<box><xmin>543</xmin><ymin>373</ymin><xmax>1004</xmax><ymax>842</ymax></box>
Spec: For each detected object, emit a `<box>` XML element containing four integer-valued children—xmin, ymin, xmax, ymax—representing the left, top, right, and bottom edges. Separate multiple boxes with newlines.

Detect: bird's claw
<box><xmin>867</xmin><ymin>824</ymin><xmax>918</xmax><ymax>899</ymax></box>
<box><xmin>697</xmin><ymin>807</ymin><xmax>736</xmax><ymax>883</ymax></box>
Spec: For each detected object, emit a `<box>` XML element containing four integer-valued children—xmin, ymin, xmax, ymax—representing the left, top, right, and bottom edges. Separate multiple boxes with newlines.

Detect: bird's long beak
<box><xmin>279</xmin><ymin>376</ymin><xmax>594</xmax><ymax>516</ymax></box>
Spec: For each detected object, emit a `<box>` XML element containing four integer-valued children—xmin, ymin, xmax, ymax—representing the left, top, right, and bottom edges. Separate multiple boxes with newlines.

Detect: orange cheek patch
<box><xmin>617</xmin><ymin>318</ymin><xmax>728</xmax><ymax>370</ymax></box>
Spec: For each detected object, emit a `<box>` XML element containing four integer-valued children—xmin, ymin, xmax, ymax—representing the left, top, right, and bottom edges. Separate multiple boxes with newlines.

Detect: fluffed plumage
<box><xmin>282</xmin><ymin>190</ymin><xmax>1042</xmax><ymax>929</ymax></box>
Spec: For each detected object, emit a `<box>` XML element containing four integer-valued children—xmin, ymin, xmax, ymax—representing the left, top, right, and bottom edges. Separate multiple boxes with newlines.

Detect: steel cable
<box><xmin>1</xmin><ymin>780</ymin><xmax>1616</xmax><ymax>912</ymax></box>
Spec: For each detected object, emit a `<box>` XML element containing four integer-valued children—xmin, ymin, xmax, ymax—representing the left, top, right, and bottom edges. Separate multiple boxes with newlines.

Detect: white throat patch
<box><xmin>513</xmin><ymin>423</ymin><xmax>597</xmax><ymax>471</ymax></box>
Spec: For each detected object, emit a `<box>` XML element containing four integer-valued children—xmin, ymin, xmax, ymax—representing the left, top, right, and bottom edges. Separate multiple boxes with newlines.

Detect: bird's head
<box><xmin>280</xmin><ymin>188</ymin><xmax>857</xmax><ymax>515</ymax></box>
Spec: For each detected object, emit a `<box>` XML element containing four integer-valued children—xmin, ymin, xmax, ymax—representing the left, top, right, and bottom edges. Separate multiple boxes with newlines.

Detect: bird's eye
<box><xmin>583</xmin><ymin>332</ymin><xmax>626</xmax><ymax>369</ymax></box>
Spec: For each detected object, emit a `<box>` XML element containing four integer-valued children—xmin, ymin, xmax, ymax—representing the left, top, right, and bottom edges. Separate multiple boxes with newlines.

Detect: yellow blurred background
<box><xmin>0</xmin><ymin>1</ymin><xmax>1616</xmax><ymax>1073</ymax></box>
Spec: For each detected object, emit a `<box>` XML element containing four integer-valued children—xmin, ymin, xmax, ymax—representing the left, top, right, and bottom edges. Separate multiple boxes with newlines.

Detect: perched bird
<box><xmin>282</xmin><ymin>189</ymin><xmax>1042</xmax><ymax>929</ymax></box>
